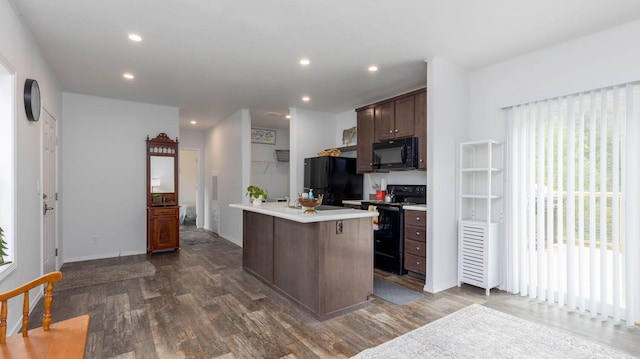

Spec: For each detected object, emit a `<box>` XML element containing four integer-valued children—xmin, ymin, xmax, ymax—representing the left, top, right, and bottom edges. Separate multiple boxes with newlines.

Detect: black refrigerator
<box><xmin>303</xmin><ymin>156</ymin><xmax>363</xmax><ymax>206</ymax></box>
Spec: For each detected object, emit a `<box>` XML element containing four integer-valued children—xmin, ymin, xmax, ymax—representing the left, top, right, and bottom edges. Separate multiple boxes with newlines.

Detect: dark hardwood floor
<box><xmin>30</xmin><ymin>231</ymin><xmax>640</xmax><ymax>358</ymax></box>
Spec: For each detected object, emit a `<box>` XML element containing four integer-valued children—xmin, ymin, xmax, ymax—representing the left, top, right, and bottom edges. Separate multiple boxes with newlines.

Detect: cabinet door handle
<box><xmin>395</xmin><ymin>129</ymin><xmax>399</xmax><ymax>133</ymax></box>
<box><xmin>416</xmin><ymin>217</ymin><xmax>420</xmax><ymax>221</ymax></box>
<box><xmin>420</xmin><ymin>159</ymin><xmax>424</xmax><ymax>162</ymax></box>
<box><xmin>417</xmin><ymin>261</ymin><xmax>421</xmax><ymax>265</ymax></box>
<box><xmin>416</xmin><ymin>246</ymin><xmax>420</xmax><ymax>251</ymax></box>
<box><xmin>389</xmin><ymin>130</ymin><xmax>393</xmax><ymax>134</ymax></box>
<box><xmin>416</xmin><ymin>232</ymin><xmax>420</xmax><ymax>236</ymax></box>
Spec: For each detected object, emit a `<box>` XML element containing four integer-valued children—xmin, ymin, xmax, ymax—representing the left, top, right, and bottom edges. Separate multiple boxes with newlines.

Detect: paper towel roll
<box><xmin>380</xmin><ymin>178</ymin><xmax>387</xmax><ymax>191</ymax></box>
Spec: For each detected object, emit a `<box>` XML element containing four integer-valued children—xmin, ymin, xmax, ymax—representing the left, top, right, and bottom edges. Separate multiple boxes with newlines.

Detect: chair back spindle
<box><xmin>0</xmin><ymin>271</ymin><xmax>62</xmax><ymax>344</ymax></box>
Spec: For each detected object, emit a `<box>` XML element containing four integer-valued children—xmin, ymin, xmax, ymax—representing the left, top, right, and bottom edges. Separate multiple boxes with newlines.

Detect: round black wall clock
<box><xmin>24</xmin><ymin>78</ymin><xmax>41</xmax><ymax>122</ymax></box>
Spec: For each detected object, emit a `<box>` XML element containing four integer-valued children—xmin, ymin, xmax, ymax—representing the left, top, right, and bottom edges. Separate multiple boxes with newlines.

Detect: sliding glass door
<box><xmin>505</xmin><ymin>83</ymin><xmax>640</xmax><ymax>325</ymax></box>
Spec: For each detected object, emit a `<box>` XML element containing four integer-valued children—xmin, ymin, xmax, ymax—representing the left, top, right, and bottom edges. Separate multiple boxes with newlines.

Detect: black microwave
<box><xmin>372</xmin><ymin>137</ymin><xmax>419</xmax><ymax>171</ymax></box>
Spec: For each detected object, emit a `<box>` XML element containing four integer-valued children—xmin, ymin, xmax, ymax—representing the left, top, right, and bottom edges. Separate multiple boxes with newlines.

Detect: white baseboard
<box><xmin>424</xmin><ymin>279</ymin><xmax>458</xmax><ymax>294</ymax></box>
<box><xmin>64</xmin><ymin>249</ymin><xmax>146</xmax><ymax>263</ymax></box>
<box><xmin>199</xmin><ymin>225</ymin><xmax>239</xmax><ymax>247</ymax></box>
<box><xmin>218</xmin><ymin>233</ymin><xmax>241</xmax><ymax>247</ymax></box>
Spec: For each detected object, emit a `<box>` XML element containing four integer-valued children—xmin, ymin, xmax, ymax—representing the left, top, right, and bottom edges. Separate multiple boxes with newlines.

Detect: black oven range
<box><xmin>361</xmin><ymin>184</ymin><xmax>426</xmax><ymax>275</ymax></box>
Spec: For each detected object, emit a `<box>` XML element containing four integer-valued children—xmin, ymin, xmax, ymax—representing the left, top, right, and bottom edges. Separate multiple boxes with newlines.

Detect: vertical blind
<box><xmin>506</xmin><ymin>83</ymin><xmax>640</xmax><ymax>325</ymax></box>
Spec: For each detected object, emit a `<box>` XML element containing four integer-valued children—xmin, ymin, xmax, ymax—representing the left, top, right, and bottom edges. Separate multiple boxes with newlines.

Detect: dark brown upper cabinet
<box><xmin>356</xmin><ymin>88</ymin><xmax>426</xmax><ymax>172</ymax></box>
<box><xmin>374</xmin><ymin>101</ymin><xmax>395</xmax><ymax>141</ymax></box>
<box><xmin>374</xmin><ymin>96</ymin><xmax>415</xmax><ymax>142</ymax></box>
<box><xmin>414</xmin><ymin>91</ymin><xmax>427</xmax><ymax>170</ymax></box>
<box><xmin>393</xmin><ymin>95</ymin><xmax>415</xmax><ymax>138</ymax></box>
<box><xmin>356</xmin><ymin>108</ymin><xmax>375</xmax><ymax>173</ymax></box>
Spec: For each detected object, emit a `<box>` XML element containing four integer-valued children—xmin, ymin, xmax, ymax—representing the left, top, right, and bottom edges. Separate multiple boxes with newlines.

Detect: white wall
<box><xmin>179</xmin><ymin>130</ymin><xmax>205</xmax><ymax>228</ymax></box>
<box><xmin>425</xmin><ymin>57</ymin><xmax>470</xmax><ymax>293</ymax></box>
<box><xmin>335</xmin><ymin>110</ymin><xmax>357</xmax><ymax>148</ymax></box>
<box><xmin>0</xmin><ymin>0</ymin><xmax>63</xmax><ymax>335</ymax></box>
<box><xmin>289</xmin><ymin>108</ymin><xmax>338</xmax><ymax>197</ymax></box>
<box><xmin>251</xmin><ymin>128</ymin><xmax>289</xmax><ymax>199</ymax></box>
<box><xmin>61</xmin><ymin>93</ymin><xmax>178</xmax><ymax>261</ymax></box>
<box><xmin>364</xmin><ymin>172</ymin><xmax>427</xmax><ymax>199</ymax></box>
<box><xmin>469</xmin><ymin>19</ymin><xmax>640</xmax><ymax>143</ymax></box>
<box><xmin>203</xmin><ymin>110</ymin><xmax>250</xmax><ymax>246</ymax></box>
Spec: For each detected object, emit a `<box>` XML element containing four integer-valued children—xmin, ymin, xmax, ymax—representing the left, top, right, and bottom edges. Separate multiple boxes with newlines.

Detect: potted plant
<box><xmin>246</xmin><ymin>185</ymin><xmax>268</xmax><ymax>206</ymax></box>
<box><xmin>152</xmin><ymin>193</ymin><xmax>163</xmax><ymax>204</ymax></box>
<box><xmin>0</xmin><ymin>226</ymin><xmax>10</xmax><ymax>266</ymax></box>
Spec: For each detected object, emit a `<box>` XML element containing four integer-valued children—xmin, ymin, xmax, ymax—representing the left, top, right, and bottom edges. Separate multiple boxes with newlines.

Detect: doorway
<box><xmin>179</xmin><ymin>149</ymin><xmax>199</xmax><ymax>228</ymax></box>
<box><xmin>42</xmin><ymin>109</ymin><xmax>57</xmax><ymax>273</ymax></box>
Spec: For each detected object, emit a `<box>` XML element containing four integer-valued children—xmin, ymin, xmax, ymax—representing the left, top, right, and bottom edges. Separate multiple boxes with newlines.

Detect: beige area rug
<box><xmin>55</xmin><ymin>261</ymin><xmax>156</xmax><ymax>291</ymax></box>
<box><xmin>351</xmin><ymin>304</ymin><xmax>635</xmax><ymax>358</ymax></box>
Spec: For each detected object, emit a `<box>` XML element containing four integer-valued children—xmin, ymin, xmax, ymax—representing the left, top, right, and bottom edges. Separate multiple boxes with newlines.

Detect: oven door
<box><xmin>372</xmin><ymin>205</ymin><xmax>405</xmax><ymax>275</ymax></box>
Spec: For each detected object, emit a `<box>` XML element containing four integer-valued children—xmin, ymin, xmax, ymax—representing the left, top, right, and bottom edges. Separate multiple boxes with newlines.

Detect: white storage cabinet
<box><xmin>457</xmin><ymin>140</ymin><xmax>503</xmax><ymax>295</ymax></box>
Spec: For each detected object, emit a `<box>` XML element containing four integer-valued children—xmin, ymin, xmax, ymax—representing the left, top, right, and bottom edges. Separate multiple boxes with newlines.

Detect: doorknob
<box><xmin>43</xmin><ymin>202</ymin><xmax>54</xmax><ymax>215</ymax></box>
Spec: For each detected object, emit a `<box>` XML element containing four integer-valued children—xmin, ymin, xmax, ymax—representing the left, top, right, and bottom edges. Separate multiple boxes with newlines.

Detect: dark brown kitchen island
<box><xmin>230</xmin><ymin>203</ymin><xmax>376</xmax><ymax>320</ymax></box>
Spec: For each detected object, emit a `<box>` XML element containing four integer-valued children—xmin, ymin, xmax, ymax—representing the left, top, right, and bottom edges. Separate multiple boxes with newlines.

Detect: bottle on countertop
<box><xmin>308</xmin><ymin>189</ymin><xmax>314</xmax><ymax>199</ymax></box>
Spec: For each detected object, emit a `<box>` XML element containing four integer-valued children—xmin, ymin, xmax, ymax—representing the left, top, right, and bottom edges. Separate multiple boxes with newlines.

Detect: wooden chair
<box><xmin>0</xmin><ymin>271</ymin><xmax>90</xmax><ymax>359</ymax></box>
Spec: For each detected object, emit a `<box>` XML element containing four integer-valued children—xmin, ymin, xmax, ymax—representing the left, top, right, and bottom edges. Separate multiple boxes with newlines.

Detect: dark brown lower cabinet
<box><xmin>242</xmin><ymin>211</ymin><xmax>373</xmax><ymax>320</ymax></box>
<box><xmin>147</xmin><ymin>206</ymin><xmax>180</xmax><ymax>254</ymax></box>
<box><xmin>404</xmin><ymin>209</ymin><xmax>426</xmax><ymax>278</ymax></box>
<box><xmin>242</xmin><ymin>211</ymin><xmax>274</xmax><ymax>283</ymax></box>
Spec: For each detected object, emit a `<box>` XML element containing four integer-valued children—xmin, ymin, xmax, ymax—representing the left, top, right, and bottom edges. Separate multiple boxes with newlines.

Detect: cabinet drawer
<box><xmin>150</xmin><ymin>208</ymin><xmax>178</xmax><ymax>216</ymax></box>
<box><xmin>405</xmin><ymin>239</ymin><xmax>426</xmax><ymax>257</ymax></box>
<box><xmin>404</xmin><ymin>253</ymin><xmax>426</xmax><ymax>275</ymax></box>
<box><xmin>404</xmin><ymin>210</ymin><xmax>426</xmax><ymax>227</ymax></box>
<box><xmin>404</xmin><ymin>225</ymin><xmax>426</xmax><ymax>242</ymax></box>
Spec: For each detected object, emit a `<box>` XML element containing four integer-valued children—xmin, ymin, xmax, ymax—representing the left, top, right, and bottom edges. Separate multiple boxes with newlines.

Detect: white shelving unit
<box><xmin>457</xmin><ymin>140</ymin><xmax>503</xmax><ymax>295</ymax></box>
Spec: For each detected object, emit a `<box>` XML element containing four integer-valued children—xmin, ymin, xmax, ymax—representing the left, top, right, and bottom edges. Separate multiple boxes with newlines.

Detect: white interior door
<box><xmin>42</xmin><ymin>109</ymin><xmax>57</xmax><ymax>273</ymax></box>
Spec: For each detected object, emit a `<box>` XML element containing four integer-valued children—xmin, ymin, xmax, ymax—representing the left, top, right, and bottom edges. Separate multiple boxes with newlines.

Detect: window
<box><xmin>0</xmin><ymin>58</ymin><xmax>16</xmax><ymax>280</ymax></box>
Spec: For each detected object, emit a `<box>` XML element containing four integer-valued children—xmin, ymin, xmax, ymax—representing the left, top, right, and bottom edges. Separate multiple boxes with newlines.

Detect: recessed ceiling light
<box><xmin>299</xmin><ymin>59</ymin><xmax>310</xmax><ymax>66</ymax></box>
<box><xmin>302</xmin><ymin>96</ymin><xmax>310</xmax><ymax>102</ymax></box>
<box><xmin>128</xmin><ymin>33</ymin><xmax>142</xmax><ymax>42</ymax></box>
<box><xmin>286</xmin><ymin>115</ymin><xmax>291</xmax><ymax>119</ymax></box>
<box><xmin>123</xmin><ymin>73</ymin><xmax>134</xmax><ymax>79</ymax></box>
<box><xmin>368</xmin><ymin>65</ymin><xmax>378</xmax><ymax>72</ymax></box>
<box><xmin>190</xmin><ymin>120</ymin><xmax>197</xmax><ymax>125</ymax></box>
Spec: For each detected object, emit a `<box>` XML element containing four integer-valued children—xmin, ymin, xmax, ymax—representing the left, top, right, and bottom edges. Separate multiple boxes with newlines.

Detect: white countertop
<box><xmin>229</xmin><ymin>202</ymin><xmax>377</xmax><ymax>223</ymax></box>
<box><xmin>403</xmin><ymin>204</ymin><xmax>427</xmax><ymax>211</ymax></box>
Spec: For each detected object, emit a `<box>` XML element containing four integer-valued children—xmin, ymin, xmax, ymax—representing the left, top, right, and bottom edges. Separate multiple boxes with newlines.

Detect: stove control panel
<box><xmin>386</xmin><ymin>184</ymin><xmax>426</xmax><ymax>204</ymax></box>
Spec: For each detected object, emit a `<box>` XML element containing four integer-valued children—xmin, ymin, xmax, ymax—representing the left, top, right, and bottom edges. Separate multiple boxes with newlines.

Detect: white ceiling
<box><xmin>9</xmin><ymin>0</ymin><xmax>640</xmax><ymax>131</ymax></box>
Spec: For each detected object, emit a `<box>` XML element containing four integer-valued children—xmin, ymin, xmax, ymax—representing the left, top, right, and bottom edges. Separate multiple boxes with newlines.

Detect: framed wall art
<box><xmin>251</xmin><ymin>128</ymin><xmax>276</xmax><ymax>144</ymax></box>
